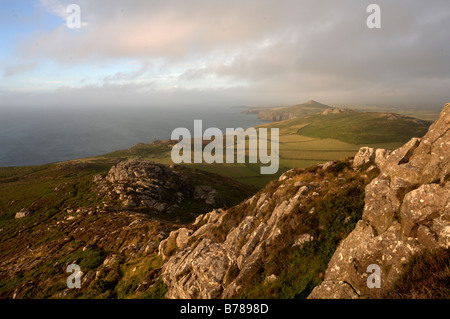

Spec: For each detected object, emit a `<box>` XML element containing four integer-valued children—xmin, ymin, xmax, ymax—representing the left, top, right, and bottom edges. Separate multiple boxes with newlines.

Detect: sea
<box><xmin>0</xmin><ymin>105</ymin><xmax>263</xmax><ymax>167</ymax></box>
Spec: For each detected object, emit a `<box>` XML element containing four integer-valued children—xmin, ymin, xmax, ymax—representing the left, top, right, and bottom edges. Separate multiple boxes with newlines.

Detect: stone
<box><xmin>162</xmin><ymin>239</ymin><xmax>230</xmax><ymax>299</ymax></box>
<box><xmin>400</xmin><ymin>183</ymin><xmax>449</xmax><ymax>238</ymax></box>
<box><xmin>353</xmin><ymin>147</ymin><xmax>375</xmax><ymax>168</ymax></box>
<box><xmin>321</xmin><ymin>161</ymin><xmax>335</xmax><ymax>170</ymax></box>
<box><xmin>15</xmin><ymin>208</ymin><xmax>33</xmax><ymax>219</ymax></box>
<box><xmin>194</xmin><ymin>185</ymin><xmax>222</xmax><ymax>206</ymax></box>
<box><xmin>293</xmin><ymin>233</ymin><xmax>314</xmax><ymax>249</ymax></box>
<box><xmin>374</xmin><ymin>149</ymin><xmax>391</xmax><ymax>168</ymax></box>
<box><xmin>265</xmin><ymin>274</ymin><xmax>277</xmax><ymax>283</ymax></box>
<box><xmin>159</xmin><ymin>227</ymin><xmax>194</xmax><ymax>260</ymax></box>
<box><xmin>175</xmin><ymin>228</ymin><xmax>193</xmax><ymax>249</ymax></box>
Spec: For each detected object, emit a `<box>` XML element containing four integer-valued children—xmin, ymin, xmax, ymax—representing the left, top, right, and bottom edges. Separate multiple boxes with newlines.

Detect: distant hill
<box><xmin>244</xmin><ymin>100</ymin><xmax>331</xmax><ymax>121</ymax></box>
<box><xmin>261</xmin><ymin>110</ymin><xmax>432</xmax><ymax>145</ymax></box>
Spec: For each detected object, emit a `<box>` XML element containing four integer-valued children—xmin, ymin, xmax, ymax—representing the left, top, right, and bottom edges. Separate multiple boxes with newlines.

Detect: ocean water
<box><xmin>0</xmin><ymin>106</ymin><xmax>263</xmax><ymax>167</ymax></box>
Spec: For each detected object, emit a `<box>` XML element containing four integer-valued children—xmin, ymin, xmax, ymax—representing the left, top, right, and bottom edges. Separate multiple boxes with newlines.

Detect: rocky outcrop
<box><xmin>160</xmin><ymin>158</ymin><xmax>375</xmax><ymax>299</ymax></box>
<box><xmin>293</xmin><ymin>233</ymin><xmax>314</xmax><ymax>249</ymax></box>
<box><xmin>0</xmin><ymin>157</ymin><xmax>255</xmax><ymax>299</ymax></box>
<box><xmin>352</xmin><ymin>147</ymin><xmax>392</xmax><ymax>168</ymax></box>
<box><xmin>160</xmin><ymin>174</ymin><xmax>323</xmax><ymax>298</ymax></box>
<box><xmin>94</xmin><ymin>160</ymin><xmax>223</xmax><ymax>213</ymax></box>
<box><xmin>309</xmin><ymin>103</ymin><xmax>450</xmax><ymax>299</ymax></box>
<box><xmin>194</xmin><ymin>185</ymin><xmax>224</xmax><ymax>206</ymax></box>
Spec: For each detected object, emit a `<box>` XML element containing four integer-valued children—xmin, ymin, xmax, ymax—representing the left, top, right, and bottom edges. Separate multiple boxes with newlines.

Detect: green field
<box><xmin>77</xmin><ymin>111</ymin><xmax>428</xmax><ymax>189</ymax></box>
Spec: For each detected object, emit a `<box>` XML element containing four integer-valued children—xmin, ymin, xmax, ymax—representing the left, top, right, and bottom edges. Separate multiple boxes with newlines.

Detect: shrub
<box><xmin>380</xmin><ymin>248</ymin><xmax>450</xmax><ymax>299</ymax></box>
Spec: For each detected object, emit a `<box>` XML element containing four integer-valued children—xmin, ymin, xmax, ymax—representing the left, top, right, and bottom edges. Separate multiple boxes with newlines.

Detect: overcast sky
<box><xmin>0</xmin><ymin>0</ymin><xmax>449</xmax><ymax>109</ymax></box>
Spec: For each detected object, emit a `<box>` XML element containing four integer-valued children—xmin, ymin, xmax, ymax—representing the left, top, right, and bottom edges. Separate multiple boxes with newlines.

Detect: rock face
<box><xmin>161</xmin><ymin>176</ymin><xmax>323</xmax><ymax>298</ymax></box>
<box><xmin>309</xmin><ymin>103</ymin><xmax>450</xmax><ymax>299</ymax></box>
<box><xmin>160</xmin><ymin>159</ymin><xmax>374</xmax><ymax>299</ymax></box>
<box><xmin>94</xmin><ymin>160</ymin><xmax>223</xmax><ymax>213</ymax></box>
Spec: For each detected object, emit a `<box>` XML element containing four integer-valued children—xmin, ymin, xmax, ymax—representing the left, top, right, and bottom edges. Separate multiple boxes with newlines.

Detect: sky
<box><xmin>0</xmin><ymin>0</ymin><xmax>449</xmax><ymax>109</ymax></box>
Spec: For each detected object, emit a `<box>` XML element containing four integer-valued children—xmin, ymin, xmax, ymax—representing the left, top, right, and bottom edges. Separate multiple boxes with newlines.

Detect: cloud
<box><xmin>3</xmin><ymin>0</ymin><xmax>450</xmax><ymax>108</ymax></box>
<box><xmin>4</xmin><ymin>62</ymin><xmax>38</xmax><ymax>77</ymax></box>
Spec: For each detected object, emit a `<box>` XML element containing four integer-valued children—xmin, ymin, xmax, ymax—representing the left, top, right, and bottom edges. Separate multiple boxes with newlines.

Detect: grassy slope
<box><xmin>294</xmin><ymin>112</ymin><xmax>430</xmax><ymax>144</ymax></box>
<box><xmin>0</xmin><ymin>159</ymin><xmax>256</xmax><ymax>299</ymax></box>
<box><xmin>251</xmin><ymin>100</ymin><xmax>330</xmax><ymax>120</ymax></box>
<box><xmin>0</xmin><ymin>160</ymin><xmax>256</xmax><ymax>225</ymax></box>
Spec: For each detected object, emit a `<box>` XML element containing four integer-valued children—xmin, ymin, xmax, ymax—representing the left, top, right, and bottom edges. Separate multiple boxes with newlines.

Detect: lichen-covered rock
<box><xmin>353</xmin><ymin>147</ymin><xmax>376</xmax><ymax>168</ymax></box>
<box><xmin>161</xmin><ymin>180</ymin><xmax>316</xmax><ymax>299</ymax></box>
<box><xmin>400</xmin><ymin>183</ymin><xmax>450</xmax><ymax>240</ymax></box>
<box><xmin>293</xmin><ymin>233</ymin><xmax>314</xmax><ymax>249</ymax></box>
<box><xmin>308</xmin><ymin>281</ymin><xmax>359</xmax><ymax>299</ymax></box>
<box><xmin>162</xmin><ymin>239</ymin><xmax>230</xmax><ymax>299</ymax></box>
<box><xmin>353</xmin><ymin>147</ymin><xmax>392</xmax><ymax>170</ymax></box>
<box><xmin>310</xmin><ymin>103</ymin><xmax>450</xmax><ymax>299</ymax></box>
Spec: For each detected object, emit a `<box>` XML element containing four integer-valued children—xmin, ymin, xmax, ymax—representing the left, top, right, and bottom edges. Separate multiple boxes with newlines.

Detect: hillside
<box><xmin>0</xmin><ymin>104</ymin><xmax>447</xmax><ymax>300</ymax></box>
<box><xmin>0</xmin><ymin>160</ymin><xmax>255</xmax><ymax>298</ymax></box>
<box><xmin>161</xmin><ymin>160</ymin><xmax>379</xmax><ymax>298</ymax></box>
<box><xmin>261</xmin><ymin>110</ymin><xmax>432</xmax><ymax>145</ymax></box>
<box><xmin>161</xmin><ymin>103</ymin><xmax>449</xmax><ymax>299</ymax></box>
<box><xmin>244</xmin><ymin>100</ymin><xmax>331</xmax><ymax>121</ymax></box>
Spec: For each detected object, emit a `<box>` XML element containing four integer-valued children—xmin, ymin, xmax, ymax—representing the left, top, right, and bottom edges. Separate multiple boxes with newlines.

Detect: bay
<box><xmin>0</xmin><ymin>105</ymin><xmax>262</xmax><ymax>167</ymax></box>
